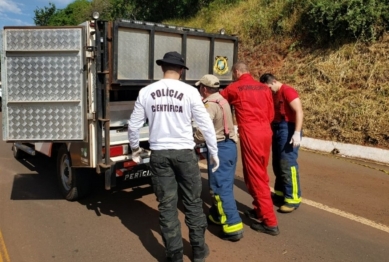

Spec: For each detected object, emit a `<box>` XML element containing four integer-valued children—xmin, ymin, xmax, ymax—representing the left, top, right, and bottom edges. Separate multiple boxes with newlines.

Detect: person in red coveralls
<box><xmin>259</xmin><ymin>73</ymin><xmax>303</xmax><ymax>213</ymax></box>
<box><xmin>219</xmin><ymin>62</ymin><xmax>279</xmax><ymax>236</ymax></box>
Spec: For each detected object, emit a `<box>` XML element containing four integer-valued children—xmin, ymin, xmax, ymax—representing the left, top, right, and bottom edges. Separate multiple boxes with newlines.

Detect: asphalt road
<box><xmin>1</xmin><ymin>112</ymin><xmax>389</xmax><ymax>262</ymax></box>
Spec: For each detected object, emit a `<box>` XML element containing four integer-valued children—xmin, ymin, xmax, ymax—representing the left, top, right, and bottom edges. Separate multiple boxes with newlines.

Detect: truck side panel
<box><xmin>112</xmin><ymin>20</ymin><xmax>238</xmax><ymax>88</ymax></box>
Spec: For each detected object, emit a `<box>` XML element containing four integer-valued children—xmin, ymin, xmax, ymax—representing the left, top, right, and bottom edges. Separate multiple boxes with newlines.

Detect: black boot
<box><xmin>219</xmin><ymin>230</ymin><xmax>243</xmax><ymax>242</ymax></box>
<box><xmin>250</xmin><ymin>222</ymin><xmax>280</xmax><ymax>236</ymax></box>
<box><xmin>193</xmin><ymin>243</ymin><xmax>209</xmax><ymax>262</ymax></box>
<box><xmin>166</xmin><ymin>251</ymin><xmax>183</xmax><ymax>262</ymax></box>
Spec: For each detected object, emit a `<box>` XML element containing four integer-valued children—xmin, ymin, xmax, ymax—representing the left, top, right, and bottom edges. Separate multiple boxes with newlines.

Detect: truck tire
<box><xmin>13</xmin><ymin>143</ymin><xmax>26</xmax><ymax>159</ymax></box>
<box><xmin>56</xmin><ymin>145</ymin><xmax>91</xmax><ymax>201</ymax></box>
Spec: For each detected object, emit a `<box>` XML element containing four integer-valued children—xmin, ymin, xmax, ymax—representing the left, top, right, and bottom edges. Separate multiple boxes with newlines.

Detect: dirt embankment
<box><xmin>239</xmin><ymin>34</ymin><xmax>389</xmax><ymax>150</ymax></box>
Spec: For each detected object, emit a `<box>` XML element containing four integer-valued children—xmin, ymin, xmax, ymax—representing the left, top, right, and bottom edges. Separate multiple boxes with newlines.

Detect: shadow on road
<box><xmin>10</xmin><ymin>152</ymin><xmax>63</xmax><ymax>200</ymax></box>
<box><xmin>78</xmin><ymin>185</ymin><xmax>192</xmax><ymax>261</ymax></box>
<box><xmin>232</xmin><ymin>176</ymin><xmax>254</xmax><ymax>226</ymax></box>
<box><xmin>9</xmin><ymin>154</ymin><xmax>255</xmax><ymax>256</ymax></box>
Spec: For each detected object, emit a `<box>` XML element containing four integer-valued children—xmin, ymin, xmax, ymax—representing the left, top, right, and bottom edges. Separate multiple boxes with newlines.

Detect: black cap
<box><xmin>156</xmin><ymin>51</ymin><xmax>189</xmax><ymax>70</ymax></box>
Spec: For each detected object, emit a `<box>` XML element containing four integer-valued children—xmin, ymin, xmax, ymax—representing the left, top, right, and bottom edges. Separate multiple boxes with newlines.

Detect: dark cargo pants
<box><xmin>150</xmin><ymin>149</ymin><xmax>207</xmax><ymax>256</ymax></box>
<box><xmin>271</xmin><ymin>121</ymin><xmax>302</xmax><ymax>207</ymax></box>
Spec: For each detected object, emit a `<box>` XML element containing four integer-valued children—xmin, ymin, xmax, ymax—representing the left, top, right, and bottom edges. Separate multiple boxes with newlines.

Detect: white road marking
<box><xmin>300</xmin><ymin>198</ymin><xmax>389</xmax><ymax>234</ymax></box>
<box><xmin>198</xmin><ymin>162</ymin><xmax>389</xmax><ymax>234</ymax></box>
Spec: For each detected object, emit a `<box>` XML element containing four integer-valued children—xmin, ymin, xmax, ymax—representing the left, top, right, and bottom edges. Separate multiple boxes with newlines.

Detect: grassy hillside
<box><xmin>167</xmin><ymin>0</ymin><xmax>389</xmax><ymax>149</ymax></box>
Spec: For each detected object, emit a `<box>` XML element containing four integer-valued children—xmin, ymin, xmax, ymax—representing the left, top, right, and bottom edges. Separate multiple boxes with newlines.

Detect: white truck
<box><xmin>1</xmin><ymin>17</ymin><xmax>238</xmax><ymax>200</ymax></box>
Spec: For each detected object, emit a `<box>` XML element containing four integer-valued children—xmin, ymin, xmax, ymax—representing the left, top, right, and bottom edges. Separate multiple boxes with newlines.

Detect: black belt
<box><xmin>217</xmin><ymin>138</ymin><xmax>233</xmax><ymax>143</ymax></box>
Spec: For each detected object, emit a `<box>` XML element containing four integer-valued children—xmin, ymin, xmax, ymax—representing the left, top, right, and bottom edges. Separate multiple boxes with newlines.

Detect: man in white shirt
<box><xmin>128</xmin><ymin>51</ymin><xmax>219</xmax><ymax>262</ymax></box>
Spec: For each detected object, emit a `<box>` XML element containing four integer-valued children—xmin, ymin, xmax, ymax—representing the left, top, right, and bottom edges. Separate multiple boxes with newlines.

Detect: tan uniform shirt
<box><xmin>194</xmin><ymin>92</ymin><xmax>238</xmax><ymax>144</ymax></box>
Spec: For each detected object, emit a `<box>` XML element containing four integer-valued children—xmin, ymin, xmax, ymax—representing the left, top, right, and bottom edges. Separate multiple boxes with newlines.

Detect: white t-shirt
<box><xmin>128</xmin><ymin>78</ymin><xmax>218</xmax><ymax>156</ymax></box>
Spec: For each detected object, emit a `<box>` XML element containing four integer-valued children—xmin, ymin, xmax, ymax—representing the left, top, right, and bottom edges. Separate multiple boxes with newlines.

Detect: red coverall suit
<box><xmin>220</xmin><ymin>73</ymin><xmax>278</xmax><ymax>227</ymax></box>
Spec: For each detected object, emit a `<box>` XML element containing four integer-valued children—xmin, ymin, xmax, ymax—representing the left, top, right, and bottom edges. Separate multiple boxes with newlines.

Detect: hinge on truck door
<box><xmin>85</xmin><ymin>46</ymin><xmax>97</xmax><ymax>58</ymax></box>
<box><xmin>85</xmin><ymin>46</ymin><xmax>97</xmax><ymax>52</ymax></box>
<box><xmin>87</xmin><ymin>112</ymin><xmax>96</xmax><ymax>121</ymax></box>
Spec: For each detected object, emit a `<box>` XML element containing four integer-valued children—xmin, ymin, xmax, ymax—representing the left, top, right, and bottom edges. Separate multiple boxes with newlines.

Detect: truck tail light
<box><xmin>102</xmin><ymin>144</ymin><xmax>129</xmax><ymax>158</ymax></box>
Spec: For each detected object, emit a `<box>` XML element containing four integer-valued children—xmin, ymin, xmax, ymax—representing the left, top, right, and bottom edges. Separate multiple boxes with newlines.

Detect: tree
<box><xmin>49</xmin><ymin>0</ymin><xmax>91</xmax><ymax>26</ymax></box>
<box><xmin>34</xmin><ymin>0</ymin><xmax>93</xmax><ymax>26</ymax></box>
<box><xmin>33</xmin><ymin>2</ymin><xmax>57</xmax><ymax>26</ymax></box>
<box><xmin>105</xmin><ymin>0</ymin><xmax>136</xmax><ymax>20</ymax></box>
<box><xmin>130</xmin><ymin>0</ymin><xmax>211</xmax><ymax>22</ymax></box>
<box><xmin>33</xmin><ymin>0</ymin><xmax>213</xmax><ymax>26</ymax></box>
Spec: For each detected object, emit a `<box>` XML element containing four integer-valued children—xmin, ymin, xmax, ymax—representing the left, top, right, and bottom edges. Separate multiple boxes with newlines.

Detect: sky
<box><xmin>0</xmin><ymin>0</ymin><xmax>74</xmax><ymax>29</ymax></box>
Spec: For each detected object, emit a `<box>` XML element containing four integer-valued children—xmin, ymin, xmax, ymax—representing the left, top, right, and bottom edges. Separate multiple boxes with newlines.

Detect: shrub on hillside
<box><xmin>300</xmin><ymin>0</ymin><xmax>389</xmax><ymax>43</ymax></box>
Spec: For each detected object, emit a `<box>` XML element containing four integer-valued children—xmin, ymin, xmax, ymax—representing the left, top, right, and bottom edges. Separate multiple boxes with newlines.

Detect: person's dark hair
<box><xmin>161</xmin><ymin>63</ymin><xmax>184</xmax><ymax>73</ymax></box>
<box><xmin>259</xmin><ymin>73</ymin><xmax>277</xmax><ymax>84</ymax></box>
<box><xmin>202</xmin><ymin>85</ymin><xmax>218</xmax><ymax>93</ymax></box>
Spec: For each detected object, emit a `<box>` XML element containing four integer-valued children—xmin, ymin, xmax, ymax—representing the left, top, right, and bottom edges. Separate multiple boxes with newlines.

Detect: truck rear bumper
<box><xmin>114</xmin><ymin>159</ymin><xmax>151</xmax><ymax>182</ymax></box>
<box><xmin>104</xmin><ymin>152</ymin><xmax>152</xmax><ymax>190</ymax></box>
<box><xmin>105</xmin><ymin>146</ymin><xmax>207</xmax><ymax>190</ymax></box>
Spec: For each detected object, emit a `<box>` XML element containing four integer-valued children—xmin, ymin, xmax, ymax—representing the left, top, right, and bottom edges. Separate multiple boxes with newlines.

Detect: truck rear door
<box><xmin>1</xmin><ymin>27</ymin><xmax>86</xmax><ymax>142</ymax></box>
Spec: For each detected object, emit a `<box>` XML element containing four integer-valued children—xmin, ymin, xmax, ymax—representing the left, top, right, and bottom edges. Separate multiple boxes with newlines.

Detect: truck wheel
<box><xmin>56</xmin><ymin>145</ymin><xmax>91</xmax><ymax>201</ymax></box>
<box><xmin>13</xmin><ymin>143</ymin><xmax>26</xmax><ymax>159</ymax></box>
